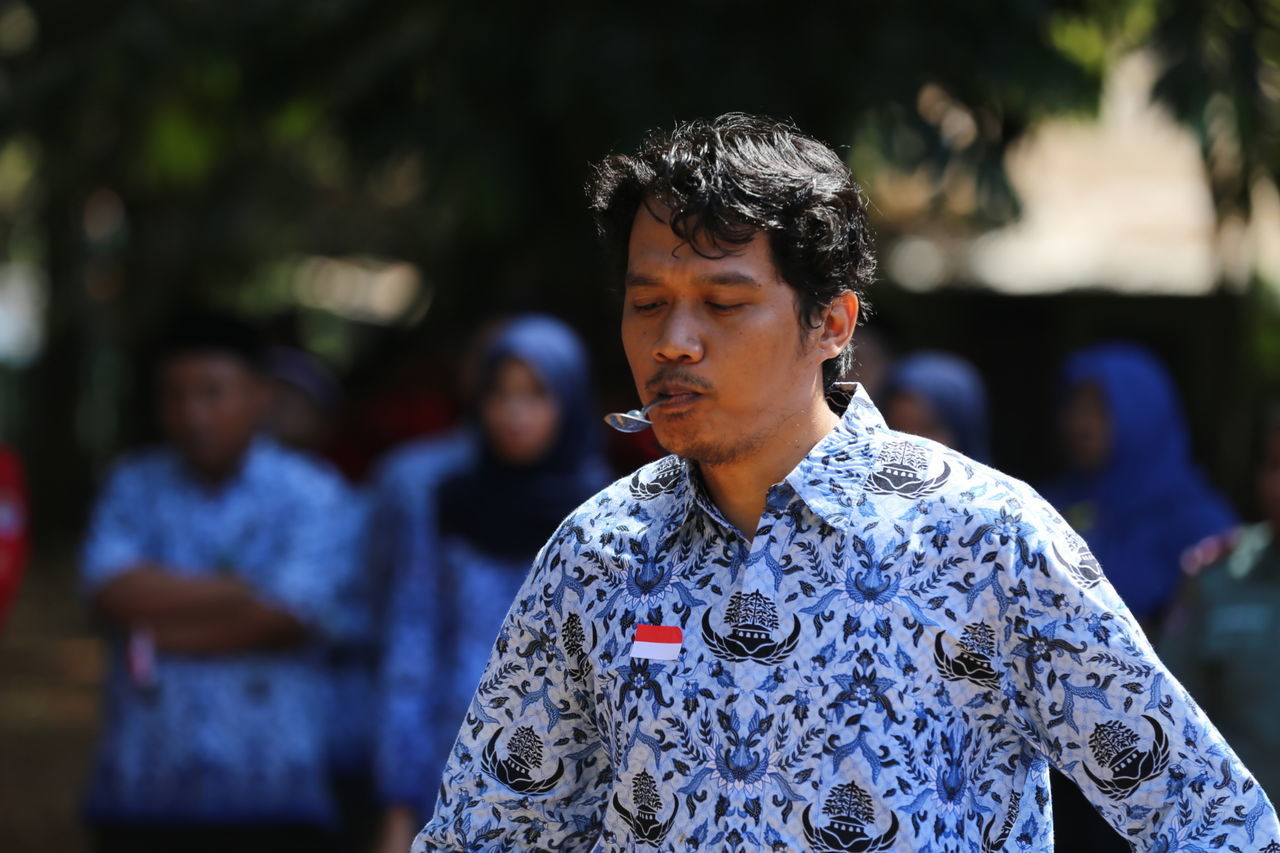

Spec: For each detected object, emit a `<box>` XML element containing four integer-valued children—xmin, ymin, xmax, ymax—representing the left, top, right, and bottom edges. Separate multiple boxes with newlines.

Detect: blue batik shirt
<box><xmin>374</xmin><ymin>432</ymin><xmax>536</xmax><ymax>817</ymax></box>
<box><xmin>81</xmin><ymin>437</ymin><xmax>361</xmax><ymax>826</ymax></box>
<box><xmin>414</xmin><ymin>386</ymin><xmax>1280</xmax><ymax>853</ymax></box>
<box><xmin>325</xmin><ymin>482</ymin><xmax>378</xmax><ymax>777</ymax></box>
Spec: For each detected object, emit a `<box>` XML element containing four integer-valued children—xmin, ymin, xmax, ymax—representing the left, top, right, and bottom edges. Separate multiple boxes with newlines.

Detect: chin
<box><xmin>654</xmin><ymin>427</ymin><xmax>739</xmax><ymax>466</ymax></box>
<box><xmin>654</xmin><ymin>405</ymin><xmax>773</xmax><ymax>466</ymax></box>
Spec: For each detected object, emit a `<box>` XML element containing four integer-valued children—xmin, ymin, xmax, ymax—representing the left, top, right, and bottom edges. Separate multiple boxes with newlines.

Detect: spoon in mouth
<box><xmin>603</xmin><ymin>398</ymin><xmax>662</xmax><ymax>433</ymax></box>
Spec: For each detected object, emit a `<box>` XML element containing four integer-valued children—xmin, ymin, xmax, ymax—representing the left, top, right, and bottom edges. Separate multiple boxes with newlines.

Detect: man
<box><xmin>413</xmin><ymin>114</ymin><xmax>1278</xmax><ymax>852</ymax></box>
<box><xmin>81</xmin><ymin>313</ymin><xmax>360</xmax><ymax>853</ymax></box>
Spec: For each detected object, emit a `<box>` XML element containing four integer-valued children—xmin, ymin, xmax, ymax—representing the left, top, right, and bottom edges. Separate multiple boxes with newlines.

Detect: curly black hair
<box><xmin>587</xmin><ymin>113</ymin><xmax>876</xmax><ymax>390</ymax></box>
<box><xmin>156</xmin><ymin>309</ymin><xmax>266</xmax><ymax>373</ymax></box>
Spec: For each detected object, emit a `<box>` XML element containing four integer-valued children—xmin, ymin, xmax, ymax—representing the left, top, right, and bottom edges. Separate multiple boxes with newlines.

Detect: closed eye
<box><xmin>707</xmin><ymin>302</ymin><xmax>746</xmax><ymax>313</ymax></box>
<box><xmin>631</xmin><ymin>301</ymin><xmax>664</xmax><ymax>313</ymax></box>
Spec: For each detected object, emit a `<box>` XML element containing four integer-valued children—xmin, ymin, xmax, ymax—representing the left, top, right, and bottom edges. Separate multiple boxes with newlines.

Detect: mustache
<box><xmin>645</xmin><ymin>368</ymin><xmax>713</xmax><ymax>394</ymax></box>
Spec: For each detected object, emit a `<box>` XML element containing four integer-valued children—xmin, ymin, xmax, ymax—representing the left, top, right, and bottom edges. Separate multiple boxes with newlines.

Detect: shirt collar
<box><xmin>783</xmin><ymin>384</ymin><xmax>889</xmax><ymax>530</ymax></box>
<box><xmin>171</xmin><ymin>433</ymin><xmax>278</xmax><ymax>495</ymax></box>
<box><xmin>650</xmin><ymin>384</ymin><xmax>889</xmax><ymax>533</ymax></box>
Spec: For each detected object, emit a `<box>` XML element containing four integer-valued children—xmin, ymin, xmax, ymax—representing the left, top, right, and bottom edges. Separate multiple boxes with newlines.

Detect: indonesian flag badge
<box><xmin>630</xmin><ymin>624</ymin><xmax>683</xmax><ymax>661</ymax></box>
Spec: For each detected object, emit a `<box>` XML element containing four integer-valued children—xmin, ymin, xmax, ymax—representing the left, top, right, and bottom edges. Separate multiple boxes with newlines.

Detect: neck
<box><xmin>699</xmin><ymin>396</ymin><xmax>839</xmax><ymax>538</ymax></box>
<box><xmin>181</xmin><ymin>439</ymin><xmax>255</xmax><ymax>488</ymax></box>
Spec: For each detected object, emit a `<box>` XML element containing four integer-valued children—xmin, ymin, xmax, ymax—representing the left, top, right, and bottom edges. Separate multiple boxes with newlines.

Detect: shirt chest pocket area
<box><xmin>594</xmin><ymin>653</ymin><xmax>695</xmax><ymax>737</ymax></box>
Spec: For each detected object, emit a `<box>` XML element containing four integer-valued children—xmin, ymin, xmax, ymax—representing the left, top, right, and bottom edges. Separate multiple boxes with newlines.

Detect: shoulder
<box><xmin>99</xmin><ymin>446</ymin><xmax>177</xmax><ymax>492</ymax></box>
<box><xmin>579</xmin><ymin>454</ymin><xmax>685</xmax><ymax>523</ymax></box>
<box><xmin>963</xmin><ymin>462</ymin><xmax>1081</xmax><ymax>548</ymax></box>
<box><xmin>872</xmin><ymin>433</ymin><xmax>1085</xmax><ymax>558</ymax></box>
<box><xmin>371</xmin><ymin>430</ymin><xmax>476</xmax><ymax>493</ymax></box>
<box><xmin>254</xmin><ymin>440</ymin><xmax>350</xmax><ymax>504</ymax></box>
<box><xmin>862</xmin><ymin>428</ymin><xmax>1030</xmax><ymax>513</ymax></box>
<box><xmin>540</xmin><ymin>455</ymin><xmax>688</xmax><ymax>555</ymax></box>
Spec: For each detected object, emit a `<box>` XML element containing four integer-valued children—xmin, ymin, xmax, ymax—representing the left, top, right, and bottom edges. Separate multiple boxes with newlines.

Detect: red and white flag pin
<box><xmin>631</xmin><ymin>624</ymin><xmax>683</xmax><ymax>661</ymax></box>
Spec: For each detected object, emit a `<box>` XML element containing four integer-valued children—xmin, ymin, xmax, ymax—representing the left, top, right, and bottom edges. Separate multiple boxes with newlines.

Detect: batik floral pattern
<box><xmin>414</xmin><ymin>389</ymin><xmax>1279</xmax><ymax>852</ymax></box>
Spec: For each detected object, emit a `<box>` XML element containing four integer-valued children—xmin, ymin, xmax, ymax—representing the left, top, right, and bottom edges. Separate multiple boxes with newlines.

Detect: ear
<box><xmin>814</xmin><ymin>291</ymin><xmax>859</xmax><ymax>361</ymax></box>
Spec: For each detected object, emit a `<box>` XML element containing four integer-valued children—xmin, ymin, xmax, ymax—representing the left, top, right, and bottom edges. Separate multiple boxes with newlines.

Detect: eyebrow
<box><xmin>623</xmin><ymin>271</ymin><xmax>764</xmax><ymax>289</ymax></box>
<box><xmin>623</xmin><ymin>272</ymin><xmax>662</xmax><ymax>289</ymax></box>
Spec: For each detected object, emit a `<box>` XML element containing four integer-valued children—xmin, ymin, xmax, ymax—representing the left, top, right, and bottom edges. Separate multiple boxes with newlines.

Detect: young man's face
<box><xmin>159</xmin><ymin>353</ymin><xmax>267</xmax><ymax>479</ymax></box>
<box><xmin>620</xmin><ymin>203</ymin><xmax>845</xmax><ymax>466</ymax></box>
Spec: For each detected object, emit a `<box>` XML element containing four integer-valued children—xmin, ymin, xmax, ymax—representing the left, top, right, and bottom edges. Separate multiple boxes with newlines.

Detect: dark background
<box><xmin>4</xmin><ymin>0</ymin><xmax>1277</xmax><ymax>532</ymax></box>
<box><xmin>0</xmin><ymin>2</ymin><xmax>1278</xmax><ymax>849</ymax></box>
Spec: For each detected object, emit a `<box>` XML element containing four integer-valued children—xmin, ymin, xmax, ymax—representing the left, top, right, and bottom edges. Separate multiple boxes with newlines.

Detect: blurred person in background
<box><xmin>327</xmin><ymin>335</ymin><xmax>463</xmax><ymax>483</ymax></box>
<box><xmin>265</xmin><ymin>344</ymin><xmax>380</xmax><ymax>853</ymax></box>
<box><xmin>881</xmin><ymin>349</ymin><xmax>991</xmax><ymax>462</ymax></box>
<box><xmin>1158</xmin><ymin>408</ymin><xmax>1280</xmax><ymax>795</ymax></box>
<box><xmin>373</xmin><ymin>314</ymin><xmax>610</xmax><ymax>853</ymax></box>
<box><xmin>266</xmin><ymin>345</ymin><xmax>344</xmax><ymax>459</ymax></box>
<box><xmin>0</xmin><ymin>442</ymin><xmax>28</xmax><ymax>630</ymax></box>
<box><xmin>1042</xmin><ymin>341</ymin><xmax>1239</xmax><ymax>853</ymax></box>
<box><xmin>80</xmin><ymin>312</ymin><xmax>361</xmax><ymax>853</ymax></box>
<box><xmin>1042</xmin><ymin>341</ymin><xmax>1237</xmax><ymax>630</ymax></box>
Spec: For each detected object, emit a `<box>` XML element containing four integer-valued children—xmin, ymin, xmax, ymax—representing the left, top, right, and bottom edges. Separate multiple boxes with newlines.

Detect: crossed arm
<box><xmin>93</xmin><ymin>563</ymin><xmax>307</xmax><ymax>655</ymax></box>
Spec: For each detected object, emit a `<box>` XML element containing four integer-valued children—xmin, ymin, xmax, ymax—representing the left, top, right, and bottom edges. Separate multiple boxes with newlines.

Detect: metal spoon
<box><xmin>605</xmin><ymin>382</ymin><xmax>858</xmax><ymax>433</ymax></box>
<box><xmin>603</xmin><ymin>399</ymin><xmax>661</xmax><ymax>433</ymax></box>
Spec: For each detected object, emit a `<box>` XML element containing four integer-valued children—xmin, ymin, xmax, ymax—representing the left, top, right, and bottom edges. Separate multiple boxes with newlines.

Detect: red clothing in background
<box><xmin>0</xmin><ymin>445</ymin><xmax>28</xmax><ymax>629</ymax></box>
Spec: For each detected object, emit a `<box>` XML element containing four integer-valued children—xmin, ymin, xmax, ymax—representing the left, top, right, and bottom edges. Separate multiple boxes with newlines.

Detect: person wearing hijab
<box><xmin>373</xmin><ymin>315</ymin><xmax>610</xmax><ymax>853</ymax></box>
<box><xmin>1040</xmin><ymin>342</ymin><xmax>1240</xmax><ymax>853</ymax></box>
<box><xmin>1042</xmin><ymin>341</ymin><xmax>1237</xmax><ymax>629</ymax></box>
<box><xmin>881</xmin><ymin>350</ymin><xmax>991</xmax><ymax>462</ymax></box>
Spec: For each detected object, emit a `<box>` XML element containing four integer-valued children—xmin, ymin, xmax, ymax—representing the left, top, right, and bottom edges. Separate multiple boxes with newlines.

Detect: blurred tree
<box><xmin>0</xmin><ymin>0</ymin><xmax>1275</xmax><ymax>533</ymax></box>
<box><xmin>1149</xmin><ymin>0</ymin><xmax>1279</xmax><ymax>218</ymax></box>
<box><xmin>1145</xmin><ymin>0</ymin><xmax>1280</xmax><ymax>434</ymax></box>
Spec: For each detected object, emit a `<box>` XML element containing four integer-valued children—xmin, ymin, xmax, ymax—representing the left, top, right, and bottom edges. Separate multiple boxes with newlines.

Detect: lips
<box><xmin>654</xmin><ymin>391</ymin><xmax>701</xmax><ymax>409</ymax></box>
<box><xmin>649</xmin><ymin>385</ymin><xmax>707</xmax><ymax>415</ymax></box>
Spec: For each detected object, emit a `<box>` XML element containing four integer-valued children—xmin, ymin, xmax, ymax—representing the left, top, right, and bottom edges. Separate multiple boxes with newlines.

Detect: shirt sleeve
<box><xmin>412</xmin><ymin>523</ymin><xmax>611</xmax><ymax>853</ymax></box>
<box><xmin>998</xmin><ymin>491</ymin><xmax>1280</xmax><ymax>851</ymax></box>
<box><xmin>81</xmin><ymin>459</ymin><xmax>152</xmax><ymax>595</ymax></box>
<box><xmin>251</xmin><ymin>470</ymin><xmax>362</xmax><ymax>639</ymax></box>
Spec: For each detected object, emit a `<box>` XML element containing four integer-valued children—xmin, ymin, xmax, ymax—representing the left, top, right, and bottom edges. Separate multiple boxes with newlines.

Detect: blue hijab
<box><xmin>883</xmin><ymin>351</ymin><xmax>991</xmax><ymax>463</ymax></box>
<box><xmin>1042</xmin><ymin>342</ymin><xmax>1237</xmax><ymax>624</ymax></box>
<box><xmin>438</xmin><ymin>315</ymin><xmax>610</xmax><ymax>559</ymax></box>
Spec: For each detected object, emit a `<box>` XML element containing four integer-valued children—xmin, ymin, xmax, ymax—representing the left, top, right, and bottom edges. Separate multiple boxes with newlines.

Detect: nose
<box><xmin>653</xmin><ymin>304</ymin><xmax>704</xmax><ymax>364</ymax></box>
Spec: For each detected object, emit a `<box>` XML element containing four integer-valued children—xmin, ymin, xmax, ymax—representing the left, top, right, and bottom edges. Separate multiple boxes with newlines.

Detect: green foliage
<box><xmin>3</xmin><ymin>0</ymin><xmax>1277</xmax><ymax>529</ymax></box>
<box><xmin>4</xmin><ymin>1</ymin><xmax>1115</xmax><ymax>313</ymax></box>
<box><xmin>1149</xmin><ymin>0</ymin><xmax>1280</xmax><ymax>215</ymax></box>
<box><xmin>141</xmin><ymin>105</ymin><xmax>222</xmax><ymax>187</ymax></box>
<box><xmin>1251</xmin><ymin>279</ymin><xmax>1280</xmax><ymax>393</ymax></box>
